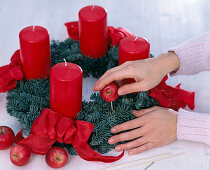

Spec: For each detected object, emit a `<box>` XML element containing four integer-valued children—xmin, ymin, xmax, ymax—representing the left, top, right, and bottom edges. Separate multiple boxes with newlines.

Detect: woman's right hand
<box><xmin>93</xmin><ymin>52</ymin><xmax>180</xmax><ymax>95</ymax></box>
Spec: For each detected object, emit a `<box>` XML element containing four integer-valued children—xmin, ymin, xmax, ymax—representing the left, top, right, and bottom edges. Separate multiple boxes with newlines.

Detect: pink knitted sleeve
<box><xmin>177</xmin><ymin>109</ymin><xmax>210</xmax><ymax>145</ymax></box>
<box><xmin>169</xmin><ymin>32</ymin><xmax>210</xmax><ymax>145</ymax></box>
<box><xmin>169</xmin><ymin>31</ymin><xmax>210</xmax><ymax>76</ymax></box>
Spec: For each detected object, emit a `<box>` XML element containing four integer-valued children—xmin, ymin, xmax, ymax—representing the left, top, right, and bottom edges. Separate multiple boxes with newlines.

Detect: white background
<box><xmin>0</xmin><ymin>0</ymin><xmax>210</xmax><ymax>169</ymax></box>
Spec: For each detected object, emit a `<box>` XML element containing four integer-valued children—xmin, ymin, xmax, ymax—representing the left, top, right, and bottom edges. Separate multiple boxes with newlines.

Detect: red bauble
<box><xmin>10</xmin><ymin>144</ymin><xmax>31</xmax><ymax>166</ymax></box>
<box><xmin>0</xmin><ymin>126</ymin><xmax>15</xmax><ymax>150</ymax></box>
<box><xmin>45</xmin><ymin>146</ymin><xmax>68</xmax><ymax>168</ymax></box>
<box><xmin>100</xmin><ymin>82</ymin><xmax>119</xmax><ymax>102</ymax></box>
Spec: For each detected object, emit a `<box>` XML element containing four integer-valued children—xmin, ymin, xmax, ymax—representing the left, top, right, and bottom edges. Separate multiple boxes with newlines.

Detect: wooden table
<box><xmin>0</xmin><ymin>0</ymin><xmax>210</xmax><ymax>169</ymax></box>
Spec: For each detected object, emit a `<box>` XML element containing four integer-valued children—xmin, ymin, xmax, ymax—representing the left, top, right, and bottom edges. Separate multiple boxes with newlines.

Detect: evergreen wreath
<box><xmin>6</xmin><ymin>38</ymin><xmax>159</xmax><ymax>155</ymax></box>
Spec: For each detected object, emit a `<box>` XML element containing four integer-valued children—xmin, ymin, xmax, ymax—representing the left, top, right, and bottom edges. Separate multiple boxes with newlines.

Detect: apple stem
<box><xmin>0</xmin><ymin>127</ymin><xmax>4</xmax><ymax>134</ymax></box>
<box><xmin>111</xmin><ymin>102</ymin><xmax>114</xmax><ymax>112</ymax></box>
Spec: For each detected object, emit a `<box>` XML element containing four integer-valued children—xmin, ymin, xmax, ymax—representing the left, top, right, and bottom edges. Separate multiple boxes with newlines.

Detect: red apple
<box><xmin>100</xmin><ymin>82</ymin><xmax>119</xmax><ymax>102</ymax></box>
<box><xmin>0</xmin><ymin>126</ymin><xmax>15</xmax><ymax>150</ymax></box>
<box><xmin>45</xmin><ymin>146</ymin><xmax>68</xmax><ymax>168</ymax></box>
<box><xmin>10</xmin><ymin>144</ymin><xmax>31</xmax><ymax>166</ymax></box>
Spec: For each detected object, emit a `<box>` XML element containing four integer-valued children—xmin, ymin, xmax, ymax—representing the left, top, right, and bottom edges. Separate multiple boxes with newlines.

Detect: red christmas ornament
<box><xmin>100</xmin><ymin>82</ymin><xmax>119</xmax><ymax>102</ymax></box>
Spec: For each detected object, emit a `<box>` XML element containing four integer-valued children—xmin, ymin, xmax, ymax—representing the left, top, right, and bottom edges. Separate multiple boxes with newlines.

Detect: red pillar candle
<box><xmin>79</xmin><ymin>5</ymin><xmax>108</xmax><ymax>58</ymax></box>
<box><xmin>119</xmin><ymin>36</ymin><xmax>150</xmax><ymax>86</ymax></box>
<box><xmin>119</xmin><ymin>36</ymin><xmax>150</xmax><ymax>65</ymax></box>
<box><xmin>50</xmin><ymin>62</ymin><xmax>83</xmax><ymax>119</ymax></box>
<box><xmin>19</xmin><ymin>26</ymin><xmax>51</xmax><ymax>80</ymax></box>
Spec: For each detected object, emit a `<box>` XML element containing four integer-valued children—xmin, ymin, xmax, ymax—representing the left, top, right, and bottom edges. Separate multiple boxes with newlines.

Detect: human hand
<box><xmin>108</xmin><ymin>106</ymin><xmax>177</xmax><ymax>155</ymax></box>
<box><xmin>93</xmin><ymin>52</ymin><xmax>180</xmax><ymax>95</ymax></box>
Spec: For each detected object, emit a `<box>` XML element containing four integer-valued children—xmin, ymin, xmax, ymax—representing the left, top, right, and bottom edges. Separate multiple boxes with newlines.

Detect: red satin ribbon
<box><xmin>64</xmin><ymin>21</ymin><xmax>79</xmax><ymax>41</ymax></box>
<box><xmin>108</xmin><ymin>26</ymin><xmax>134</xmax><ymax>47</ymax></box>
<box><xmin>0</xmin><ymin>50</ymin><xmax>23</xmax><ymax>93</ymax></box>
<box><xmin>149</xmin><ymin>76</ymin><xmax>195</xmax><ymax>111</ymax></box>
<box><xmin>64</xmin><ymin>21</ymin><xmax>134</xmax><ymax>46</ymax></box>
<box><xmin>19</xmin><ymin>108</ymin><xmax>124</xmax><ymax>163</ymax></box>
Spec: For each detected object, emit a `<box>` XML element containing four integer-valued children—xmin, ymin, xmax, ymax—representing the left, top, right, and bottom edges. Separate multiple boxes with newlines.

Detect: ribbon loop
<box><xmin>0</xmin><ymin>50</ymin><xmax>23</xmax><ymax>93</ymax></box>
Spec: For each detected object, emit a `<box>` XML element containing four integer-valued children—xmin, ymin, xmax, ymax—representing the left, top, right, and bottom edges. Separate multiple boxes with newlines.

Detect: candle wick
<box><xmin>63</xmin><ymin>58</ymin><xmax>67</xmax><ymax>67</ymax></box>
<box><xmin>32</xmin><ymin>25</ymin><xmax>36</xmax><ymax>32</ymax></box>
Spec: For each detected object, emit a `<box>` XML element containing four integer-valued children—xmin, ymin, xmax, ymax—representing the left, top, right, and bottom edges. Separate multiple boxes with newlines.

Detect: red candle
<box><xmin>119</xmin><ymin>36</ymin><xmax>150</xmax><ymax>65</ymax></box>
<box><xmin>79</xmin><ymin>5</ymin><xmax>108</xmax><ymax>58</ymax></box>
<box><xmin>19</xmin><ymin>26</ymin><xmax>51</xmax><ymax>80</ymax></box>
<box><xmin>119</xmin><ymin>36</ymin><xmax>150</xmax><ymax>86</ymax></box>
<box><xmin>50</xmin><ymin>62</ymin><xmax>83</xmax><ymax>119</ymax></box>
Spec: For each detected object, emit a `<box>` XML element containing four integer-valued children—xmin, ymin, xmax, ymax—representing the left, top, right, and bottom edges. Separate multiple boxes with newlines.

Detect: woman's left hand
<box><xmin>108</xmin><ymin>106</ymin><xmax>177</xmax><ymax>155</ymax></box>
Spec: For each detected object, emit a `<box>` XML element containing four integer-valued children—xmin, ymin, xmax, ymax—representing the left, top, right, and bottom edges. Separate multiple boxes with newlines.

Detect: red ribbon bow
<box><xmin>0</xmin><ymin>50</ymin><xmax>23</xmax><ymax>93</ymax></box>
<box><xmin>18</xmin><ymin>108</ymin><xmax>124</xmax><ymax>163</ymax></box>
<box><xmin>149</xmin><ymin>76</ymin><xmax>195</xmax><ymax>111</ymax></box>
<box><xmin>64</xmin><ymin>21</ymin><xmax>134</xmax><ymax>47</ymax></box>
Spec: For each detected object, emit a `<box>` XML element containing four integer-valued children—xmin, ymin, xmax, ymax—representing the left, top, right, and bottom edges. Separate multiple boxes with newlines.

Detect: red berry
<box><xmin>100</xmin><ymin>82</ymin><xmax>119</xmax><ymax>102</ymax></box>
<box><xmin>45</xmin><ymin>146</ymin><xmax>68</xmax><ymax>168</ymax></box>
<box><xmin>0</xmin><ymin>126</ymin><xmax>15</xmax><ymax>150</ymax></box>
<box><xmin>10</xmin><ymin>144</ymin><xmax>31</xmax><ymax>166</ymax></box>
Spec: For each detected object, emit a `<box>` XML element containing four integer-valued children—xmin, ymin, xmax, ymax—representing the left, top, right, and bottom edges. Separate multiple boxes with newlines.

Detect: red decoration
<box><xmin>64</xmin><ymin>21</ymin><xmax>133</xmax><ymax>47</ymax></box>
<box><xmin>100</xmin><ymin>82</ymin><xmax>119</xmax><ymax>102</ymax></box>
<box><xmin>18</xmin><ymin>109</ymin><xmax>124</xmax><ymax>163</ymax></box>
<box><xmin>108</xmin><ymin>26</ymin><xmax>133</xmax><ymax>47</ymax></box>
<box><xmin>50</xmin><ymin>62</ymin><xmax>83</xmax><ymax>119</ymax></box>
<box><xmin>64</xmin><ymin>21</ymin><xmax>79</xmax><ymax>41</ymax></box>
<box><xmin>149</xmin><ymin>76</ymin><xmax>195</xmax><ymax>111</ymax></box>
<box><xmin>79</xmin><ymin>5</ymin><xmax>108</xmax><ymax>58</ymax></box>
<box><xmin>0</xmin><ymin>50</ymin><xmax>23</xmax><ymax>93</ymax></box>
<box><xmin>15</xmin><ymin>130</ymin><xmax>24</xmax><ymax>144</ymax></box>
<box><xmin>19</xmin><ymin>26</ymin><xmax>51</xmax><ymax>80</ymax></box>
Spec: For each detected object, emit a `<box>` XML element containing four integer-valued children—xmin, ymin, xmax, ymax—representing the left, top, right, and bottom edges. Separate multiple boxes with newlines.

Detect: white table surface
<box><xmin>1</xmin><ymin>0</ymin><xmax>210</xmax><ymax>169</ymax></box>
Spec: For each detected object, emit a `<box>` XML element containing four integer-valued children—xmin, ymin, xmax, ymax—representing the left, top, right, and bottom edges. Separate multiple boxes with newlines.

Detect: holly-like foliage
<box><xmin>6</xmin><ymin>39</ymin><xmax>159</xmax><ymax>155</ymax></box>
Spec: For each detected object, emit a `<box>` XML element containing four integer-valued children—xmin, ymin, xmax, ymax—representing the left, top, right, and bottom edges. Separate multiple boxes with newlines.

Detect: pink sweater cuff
<box><xmin>177</xmin><ymin>109</ymin><xmax>210</xmax><ymax>145</ymax></box>
<box><xmin>169</xmin><ymin>31</ymin><xmax>210</xmax><ymax>76</ymax></box>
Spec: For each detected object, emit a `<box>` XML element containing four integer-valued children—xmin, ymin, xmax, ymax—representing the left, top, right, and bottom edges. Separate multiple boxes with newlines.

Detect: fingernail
<box><xmin>108</xmin><ymin>138</ymin><xmax>115</xmax><ymax>144</ymax></box>
<box><xmin>132</xmin><ymin>110</ymin><xmax>137</xmax><ymax>113</ymax></box>
<box><xmin>93</xmin><ymin>85</ymin><xmax>98</xmax><ymax>90</ymax></box>
<box><xmin>115</xmin><ymin>146</ymin><xmax>121</xmax><ymax>152</ymax></box>
<box><xmin>128</xmin><ymin>151</ymin><xmax>134</xmax><ymax>155</ymax></box>
<box><xmin>118</xmin><ymin>89</ymin><xmax>125</xmax><ymax>95</ymax></box>
<box><xmin>111</xmin><ymin>128</ymin><xmax>117</xmax><ymax>133</ymax></box>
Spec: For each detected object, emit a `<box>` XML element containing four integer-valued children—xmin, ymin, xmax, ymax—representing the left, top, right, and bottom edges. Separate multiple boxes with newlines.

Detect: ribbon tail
<box><xmin>149</xmin><ymin>75</ymin><xmax>195</xmax><ymax>111</ymax></box>
<box><xmin>73</xmin><ymin>120</ymin><xmax>124</xmax><ymax>163</ymax></box>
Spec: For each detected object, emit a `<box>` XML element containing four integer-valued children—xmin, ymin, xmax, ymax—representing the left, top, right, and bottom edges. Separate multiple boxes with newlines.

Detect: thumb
<box><xmin>118</xmin><ymin>80</ymin><xmax>150</xmax><ymax>95</ymax></box>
